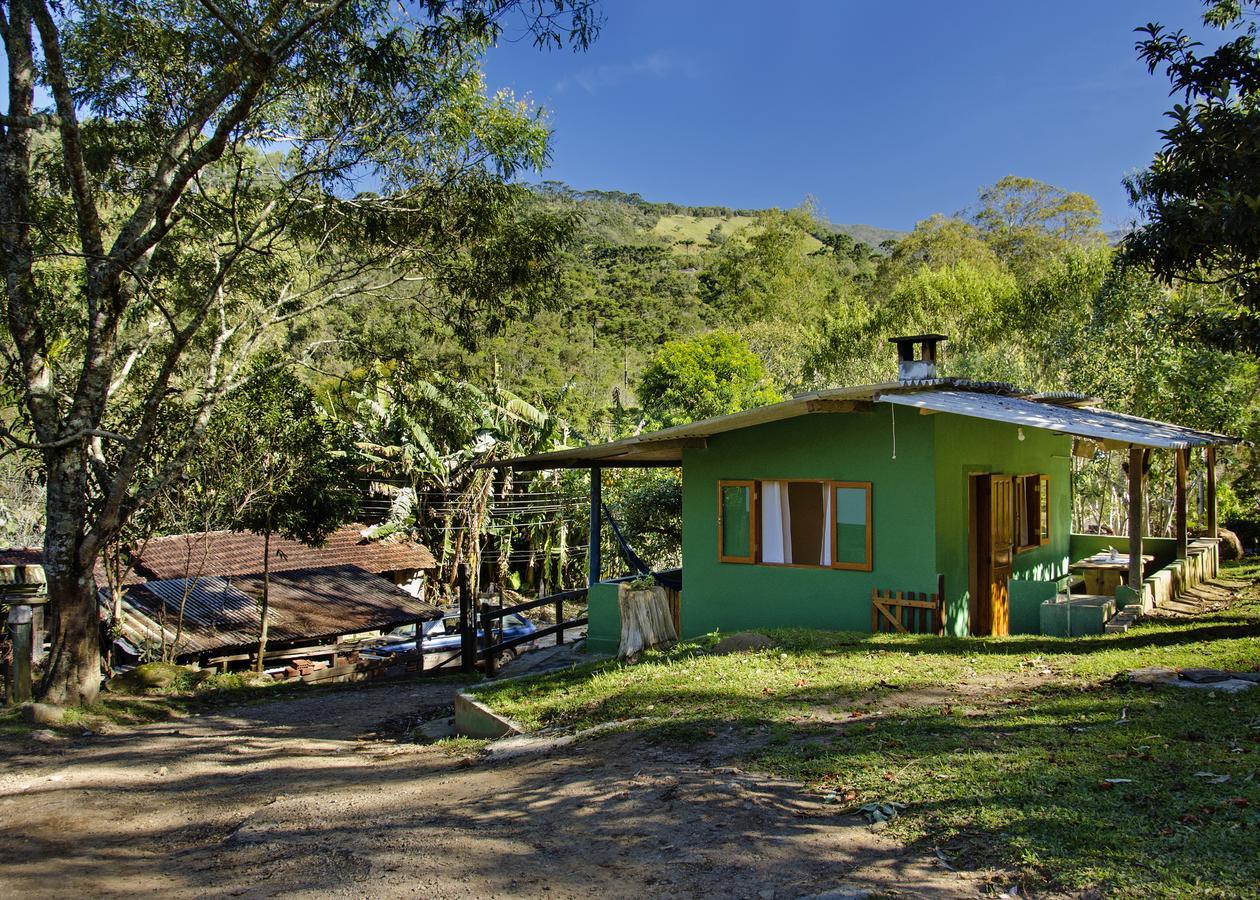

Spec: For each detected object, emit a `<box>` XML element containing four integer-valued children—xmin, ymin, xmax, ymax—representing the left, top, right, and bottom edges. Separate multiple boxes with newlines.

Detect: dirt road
<box><xmin>0</xmin><ymin>680</ymin><xmax>995</xmax><ymax>898</ymax></box>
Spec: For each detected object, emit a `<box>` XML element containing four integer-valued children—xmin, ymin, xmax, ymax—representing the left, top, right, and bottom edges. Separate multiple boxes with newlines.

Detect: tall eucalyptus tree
<box><xmin>0</xmin><ymin>0</ymin><xmax>598</xmax><ymax>704</ymax></box>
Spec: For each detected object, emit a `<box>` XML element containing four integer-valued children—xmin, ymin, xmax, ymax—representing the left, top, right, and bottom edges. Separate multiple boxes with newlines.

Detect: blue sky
<box><xmin>482</xmin><ymin>0</ymin><xmax>1218</xmax><ymax>232</ymax></box>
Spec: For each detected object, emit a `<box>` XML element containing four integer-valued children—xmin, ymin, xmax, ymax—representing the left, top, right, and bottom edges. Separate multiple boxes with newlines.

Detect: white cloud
<box><xmin>554</xmin><ymin>50</ymin><xmax>697</xmax><ymax>94</ymax></box>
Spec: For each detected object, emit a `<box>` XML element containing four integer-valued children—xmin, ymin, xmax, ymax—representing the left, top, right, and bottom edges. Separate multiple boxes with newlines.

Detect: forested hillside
<box><xmin>316</xmin><ymin>175</ymin><xmax>1259</xmax><ymax>445</ymax></box>
<box><xmin>286</xmin><ymin>174</ymin><xmax>1260</xmax><ymax>586</ymax></box>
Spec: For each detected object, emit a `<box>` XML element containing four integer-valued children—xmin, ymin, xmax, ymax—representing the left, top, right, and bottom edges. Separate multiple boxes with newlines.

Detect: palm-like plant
<box><xmin>338</xmin><ymin>361</ymin><xmax>577</xmax><ymax>596</ymax></box>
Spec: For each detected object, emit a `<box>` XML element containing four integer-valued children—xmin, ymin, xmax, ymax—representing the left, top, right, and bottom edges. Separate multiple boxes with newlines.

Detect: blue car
<box><xmin>361</xmin><ymin>609</ymin><xmax>537</xmax><ymax>664</ymax></box>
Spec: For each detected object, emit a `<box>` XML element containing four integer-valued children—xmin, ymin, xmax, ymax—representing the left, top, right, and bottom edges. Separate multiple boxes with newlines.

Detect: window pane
<box><xmin>834</xmin><ymin>485</ymin><xmax>869</xmax><ymax>567</ymax></box>
<box><xmin>787</xmin><ymin>481</ymin><xmax>825</xmax><ymax>566</ymax></box>
<box><xmin>721</xmin><ymin>484</ymin><xmax>751</xmax><ymax>559</ymax></box>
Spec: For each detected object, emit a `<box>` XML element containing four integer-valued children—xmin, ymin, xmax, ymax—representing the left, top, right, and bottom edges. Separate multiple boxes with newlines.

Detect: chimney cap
<box><xmin>887</xmin><ymin>333</ymin><xmax>949</xmax><ymax>345</ymax></box>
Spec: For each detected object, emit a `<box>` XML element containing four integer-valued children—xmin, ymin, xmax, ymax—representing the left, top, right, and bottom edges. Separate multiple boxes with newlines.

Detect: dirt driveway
<box><xmin>0</xmin><ymin>679</ymin><xmax>997</xmax><ymax>898</ymax></box>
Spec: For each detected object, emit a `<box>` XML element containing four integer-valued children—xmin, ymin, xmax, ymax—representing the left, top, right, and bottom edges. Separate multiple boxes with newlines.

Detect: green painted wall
<box><xmin>586</xmin><ymin>581</ymin><xmax>621</xmax><ymax>654</ymax></box>
<box><xmin>932</xmin><ymin>413</ymin><xmax>1073</xmax><ymax>635</ymax></box>
<box><xmin>585</xmin><ymin>405</ymin><xmax>1092</xmax><ymax>642</ymax></box>
<box><xmin>678</xmin><ymin>406</ymin><xmax>940</xmax><ymax>638</ymax></box>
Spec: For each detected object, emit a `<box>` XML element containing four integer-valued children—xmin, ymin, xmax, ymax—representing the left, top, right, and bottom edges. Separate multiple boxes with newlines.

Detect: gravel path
<box><xmin>0</xmin><ymin>678</ymin><xmax>997</xmax><ymax>898</ymax></box>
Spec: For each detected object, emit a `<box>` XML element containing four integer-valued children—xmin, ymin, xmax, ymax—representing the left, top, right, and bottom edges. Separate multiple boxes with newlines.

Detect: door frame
<box><xmin>968</xmin><ymin>473</ymin><xmax>991</xmax><ymax>636</ymax></box>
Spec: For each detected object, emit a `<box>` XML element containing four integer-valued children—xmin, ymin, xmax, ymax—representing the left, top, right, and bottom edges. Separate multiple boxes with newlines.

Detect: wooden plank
<box><xmin>484</xmin><ymin>617</ymin><xmax>590</xmax><ymax>656</ymax></box>
<box><xmin>871</xmin><ymin>589</ymin><xmax>879</xmax><ymax>633</ymax></box>
<box><xmin>458</xmin><ymin>563</ymin><xmax>475</xmax><ymax>673</ymax></box>
<box><xmin>492</xmin><ymin>587</ymin><xmax>589</xmax><ymax>618</ymax></box>
<box><xmin>1206</xmin><ymin>445</ymin><xmax>1218</xmax><ymax>539</ymax></box>
<box><xmin>874</xmin><ymin>598</ymin><xmax>906</xmax><ymax>633</ymax></box>
<box><xmin>1128</xmin><ymin>448</ymin><xmax>1145</xmax><ymax>591</ymax></box>
<box><xmin>804</xmin><ymin>399</ymin><xmax>874</xmax><ymax>414</ymax></box>
<box><xmin>1175</xmin><ymin>447</ymin><xmax>1188</xmax><ymax>559</ymax></box>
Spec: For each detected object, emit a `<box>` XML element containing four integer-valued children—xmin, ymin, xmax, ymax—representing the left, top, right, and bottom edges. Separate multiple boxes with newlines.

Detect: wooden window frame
<box><xmin>1038</xmin><ymin>474</ymin><xmax>1050</xmax><ymax>545</ymax></box>
<box><xmin>830</xmin><ymin>480</ymin><xmax>874</xmax><ymax>572</ymax></box>
<box><xmin>1014</xmin><ymin>473</ymin><xmax>1050</xmax><ymax>553</ymax></box>
<box><xmin>717</xmin><ymin>480</ymin><xmax>757</xmax><ymax>564</ymax></box>
<box><xmin>716</xmin><ymin>478</ymin><xmax>873</xmax><ymax>572</ymax></box>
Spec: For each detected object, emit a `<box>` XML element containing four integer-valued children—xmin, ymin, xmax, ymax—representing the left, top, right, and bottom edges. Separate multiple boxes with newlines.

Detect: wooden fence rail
<box><xmin>872</xmin><ymin>574</ymin><xmax>945</xmax><ymax>636</ymax></box>
<box><xmin>457</xmin><ymin>562</ymin><xmax>590</xmax><ymax>676</ymax></box>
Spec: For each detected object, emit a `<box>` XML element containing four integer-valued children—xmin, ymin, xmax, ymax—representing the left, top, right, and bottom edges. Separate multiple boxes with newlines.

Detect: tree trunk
<box><xmin>39</xmin><ymin>564</ymin><xmax>102</xmax><ymax>706</ymax></box>
<box><xmin>256</xmin><ymin>528</ymin><xmax>271</xmax><ymax>673</ymax></box>
<box><xmin>38</xmin><ymin>445</ymin><xmax>103</xmax><ymax>706</ymax></box>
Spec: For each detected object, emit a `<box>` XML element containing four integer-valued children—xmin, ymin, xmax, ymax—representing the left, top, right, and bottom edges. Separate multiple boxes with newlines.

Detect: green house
<box><xmin>500</xmin><ymin>336</ymin><xmax>1238</xmax><ymax>648</ymax></box>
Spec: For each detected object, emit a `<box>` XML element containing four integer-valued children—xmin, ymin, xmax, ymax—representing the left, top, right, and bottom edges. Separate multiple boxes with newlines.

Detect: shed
<box><xmin>109</xmin><ymin>564</ymin><xmax>442</xmax><ymax>665</ymax></box>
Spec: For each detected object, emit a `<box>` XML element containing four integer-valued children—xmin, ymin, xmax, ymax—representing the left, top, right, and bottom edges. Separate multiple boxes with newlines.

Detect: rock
<box><xmin>105</xmin><ymin>661</ymin><xmax>188</xmax><ymax>694</ymax></box>
<box><xmin>29</xmin><ymin>729</ymin><xmax>64</xmax><ymax>744</ymax></box>
<box><xmin>1179</xmin><ymin>668</ymin><xmax>1234</xmax><ymax>684</ymax></box>
<box><xmin>21</xmin><ymin>702</ymin><xmax>65</xmax><ymax>726</ymax></box>
<box><xmin>1216</xmin><ymin>527</ymin><xmax>1244</xmax><ymax>561</ymax></box>
<box><xmin>1127</xmin><ymin>666</ymin><xmax>1177</xmax><ymax>685</ymax></box>
<box><xmin>712</xmin><ymin>632</ymin><xmax>777</xmax><ymax>655</ymax></box>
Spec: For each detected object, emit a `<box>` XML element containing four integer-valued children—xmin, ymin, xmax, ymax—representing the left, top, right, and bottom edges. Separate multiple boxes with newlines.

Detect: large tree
<box><xmin>637</xmin><ymin>331</ymin><xmax>781</xmax><ymax>428</ymax></box>
<box><xmin>0</xmin><ymin>0</ymin><xmax>598</xmax><ymax>705</ymax></box>
<box><xmin>1124</xmin><ymin>0</ymin><xmax>1260</xmax><ymax>352</ymax></box>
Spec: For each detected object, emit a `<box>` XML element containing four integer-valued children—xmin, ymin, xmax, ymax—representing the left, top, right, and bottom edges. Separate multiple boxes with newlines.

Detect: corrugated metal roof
<box><xmin>129</xmin><ymin>524</ymin><xmax>436</xmax><ymax>583</ymax></box>
<box><xmin>101</xmin><ymin>564</ymin><xmax>441</xmax><ymax>658</ymax></box>
<box><xmin>490</xmin><ymin>379</ymin><xmax>1239</xmax><ymax>469</ymax></box>
<box><xmin>879</xmin><ymin>390</ymin><xmax>1239</xmax><ymax>449</ymax></box>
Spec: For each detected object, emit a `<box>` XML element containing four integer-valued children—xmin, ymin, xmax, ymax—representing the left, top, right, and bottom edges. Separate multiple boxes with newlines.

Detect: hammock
<box><xmin>601</xmin><ymin>502</ymin><xmax>650</xmax><ymax>576</ymax></box>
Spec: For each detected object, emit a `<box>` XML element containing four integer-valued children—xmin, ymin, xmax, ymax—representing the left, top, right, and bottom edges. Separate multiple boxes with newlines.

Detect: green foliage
<box><xmin>210</xmin><ymin>358</ymin><xmax>359</xmax><ymax>548</ymax></box>
<box><xmin>605</xmin><ymin>469</ymin><xmax>683</xmax><ymax>568</ymax></box>
<box><xmin>637</xmin><ymin>331</ymin><xmax>782</xmax><ymax>428</ymax></box>
<box><xmin>971</xmin><ymin>175</ymin><xmax>1105</xmax><ymax>274</ymax></box>
<box><xmin>1125</xmin><ymin>0</ymin><xmax>1260</xmax><ymax>351</ymax></box>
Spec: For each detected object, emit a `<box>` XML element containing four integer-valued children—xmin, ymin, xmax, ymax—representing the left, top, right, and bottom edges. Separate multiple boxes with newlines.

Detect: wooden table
<box><xmin>1070</xmin><ymin>552</ymin><xmax>1155</xmax><ymax>596</ymax></box>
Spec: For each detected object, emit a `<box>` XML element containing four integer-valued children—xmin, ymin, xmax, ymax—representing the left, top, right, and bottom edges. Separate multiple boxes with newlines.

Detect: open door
<box><xmin>970</xmin><ymin>474</ymin><xmax>1012</xmax><ymax>636</ymax></box>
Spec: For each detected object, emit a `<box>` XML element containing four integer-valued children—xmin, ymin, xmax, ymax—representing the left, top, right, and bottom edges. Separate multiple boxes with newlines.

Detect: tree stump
<box><xmin>618</xmin><ymin>586</ymin><xmax>678</xmax><ymax>658</ymax></box>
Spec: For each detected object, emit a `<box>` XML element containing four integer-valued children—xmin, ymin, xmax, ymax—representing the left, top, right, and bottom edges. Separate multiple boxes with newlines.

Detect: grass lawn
<box><xmin>474</xmin><ymin>559</ymin><xmax>1260</xmax><ymax>897</ymax></box>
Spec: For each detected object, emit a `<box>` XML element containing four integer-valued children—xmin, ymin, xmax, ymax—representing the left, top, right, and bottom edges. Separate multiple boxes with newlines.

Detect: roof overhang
<box><xmin>879</xmin><ymin>390</ymin><xmax>1240</xmax><ymax>450</ymax></box>
<box><xmin>488</xmin><ymin>383</ymin><xmax>895</xmax><ymax>470</ymax></box>
<box><xmin>489</xmin><ymin>381</ymin><xmax>1240</xmax><ymax>470</ymax></box>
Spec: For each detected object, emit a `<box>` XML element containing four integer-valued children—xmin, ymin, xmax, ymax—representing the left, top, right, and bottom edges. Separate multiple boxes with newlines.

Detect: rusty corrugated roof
<box><xmin>103</xmin><ymin>564</ymin><xmax>441</xmax><ymax>657</ymax></box>
<box><xmin>128</xmin><ymin>524</ymin><xmax>436</xmax><ymax>583</ymax></box>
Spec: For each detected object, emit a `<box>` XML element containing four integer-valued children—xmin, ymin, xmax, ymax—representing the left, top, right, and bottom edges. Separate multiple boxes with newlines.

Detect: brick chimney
<box><xmin>889</xmin><ymin>334</ymin><xmax>947</xmax><ymax>382</ymax></box>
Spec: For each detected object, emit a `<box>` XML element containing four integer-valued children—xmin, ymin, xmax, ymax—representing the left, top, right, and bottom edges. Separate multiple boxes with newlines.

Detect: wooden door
<box><xmin>970</xmin><ymin>474</ymin><xmax>1012</xmax><ymax>636</ymax></box>
<box><xmin>988</xmin><ymin>475</ymin><xmax>1013</xmax><ymax>636</ymax></box>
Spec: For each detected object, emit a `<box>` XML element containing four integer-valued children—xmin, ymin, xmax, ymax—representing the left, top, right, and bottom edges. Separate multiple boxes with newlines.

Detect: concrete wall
<box><xmin>932</xmin><ymin>414</ymin><xmax>1073</xmax><ymax>635</ymax></box>
<box><xmin>1121</xmin><ymin>539</ymin><xmax>1219</xmax><ymax>614</ymax></box>
<box><xmin>678</xmin><ymin>406</ymin><xmax>940</xmax><ymax>638</ymax></box>
<box><xmin>1068</xmin><ymin>533</ymin><xmax>1178</xmax><ymax>574</ymax></box>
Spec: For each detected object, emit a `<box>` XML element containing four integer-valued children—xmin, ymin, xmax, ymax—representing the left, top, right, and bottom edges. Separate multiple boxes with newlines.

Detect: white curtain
<box><xmin>820</xmin><ymin>485</ymin><xmax>833</xmax><ymax>566</ymax></box>
<box><xmin>760</xmin><ymin>480</ymin><xmax>793</xmax><ymax>564</ymax></box>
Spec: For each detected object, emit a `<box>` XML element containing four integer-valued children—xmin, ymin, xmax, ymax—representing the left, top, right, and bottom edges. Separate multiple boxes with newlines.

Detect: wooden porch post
<box><xmin>1127</xmin><ymin>447</ymin><xmax>1144</xmax><ymax>591</ymax></box>
<box><xmin>1175</xmin><ymin>447</ymin><xmax>1188</xmax><ymax>559</ymax></box>
<box><xmin>1205</xmin><ymin>445</ymin><xmax>1218</xmax><ymax>540</ymax></box>
<box><xmin>588</xmin><ymin>466</ymin><xmax>602</xmax><ymax>587</ymax></box>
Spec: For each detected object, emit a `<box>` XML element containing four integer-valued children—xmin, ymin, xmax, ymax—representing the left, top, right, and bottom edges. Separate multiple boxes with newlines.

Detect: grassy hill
<box><xmin>650</xmin><ymin>213</ymin><xmax>826</xmax><ymax>254</ymax></box>
<box><xmin>538</xmin><ymin>184</ymin><xmax>904</xmax><ymax>255</ymax></box>
<box><xmin>826</xmin><ymin>221</ymin><xmax>906</xmax><ymax>248</ymax></box>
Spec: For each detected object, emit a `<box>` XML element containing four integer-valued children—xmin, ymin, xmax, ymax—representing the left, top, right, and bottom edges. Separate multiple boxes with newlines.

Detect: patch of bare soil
<box><xmin>0</xmin><ymin>677</ymin><xmax>1005</xmax><ymax>899</ymax></box>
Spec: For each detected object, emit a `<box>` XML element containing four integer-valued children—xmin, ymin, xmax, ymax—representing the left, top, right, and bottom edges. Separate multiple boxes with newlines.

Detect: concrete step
<box><xmin>1105</xmin><ymin>608</ymin><xmax>1140</xmax><ymax>634</ymax></box>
